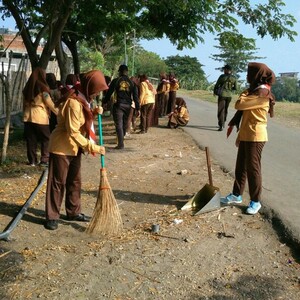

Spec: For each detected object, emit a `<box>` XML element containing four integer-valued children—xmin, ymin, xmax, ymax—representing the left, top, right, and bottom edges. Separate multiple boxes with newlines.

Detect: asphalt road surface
<box><xmin>181</xmin><ymin>95</ymin><xmax>300</xmax><ymax>246</ymax></box>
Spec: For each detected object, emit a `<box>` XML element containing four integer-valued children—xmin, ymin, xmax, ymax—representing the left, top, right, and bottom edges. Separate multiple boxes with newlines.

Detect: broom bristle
<box><xmin>86</xmin><ymin>168</ymin><xmax>123</xmax><ymax>235</ymax></box>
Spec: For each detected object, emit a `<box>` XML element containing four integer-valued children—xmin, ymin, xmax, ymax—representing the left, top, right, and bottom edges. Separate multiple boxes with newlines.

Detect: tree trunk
<box><xmin>63</xmin><ymin>38</ymin><xmax>80</xmax><ymax>75</ymax></box>
<box><xmin>0</xmin><ymin>52</ymin><xmax>13</xmax><ymax>164</ymax></box>
<box><xmin>55</xmin><ymin>41</ymin><xmax>72</xmax><ymax>84</ymax></box>
<box><xmin>3</xmin><ymin>0</ymin><xmax>75</xmax><ymax>71</ymax></box>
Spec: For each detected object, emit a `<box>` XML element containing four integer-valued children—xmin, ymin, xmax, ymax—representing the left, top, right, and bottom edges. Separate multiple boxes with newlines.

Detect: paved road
<box><xmin>181</xmin><ymin>95</ymin><xmax>300</xmax><ymax>245</ymax></box>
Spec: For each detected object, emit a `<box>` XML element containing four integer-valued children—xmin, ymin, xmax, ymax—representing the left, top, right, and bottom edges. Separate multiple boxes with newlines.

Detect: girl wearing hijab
<box><xmin>167</xmin><ymin>97</ymin><xmax>189</xmax><ymax>128</ymax></box>
<box><xmin>45</xmin><ymin>70</ymin><xmax>108</xmax><ymax>230</ymax></box>
<box><xmin>138</xmin><ymin>74</ymin><xmax>156</xmax><ymax>133</ymax></box>
<box><xmin>23</xmin><ymin>68</ymin><xmax>59</xmax><ymax>166</ymax></box>
<box><xmin>221</xmin><ymin>62</ymin><xmax>276</xmax><ymax>215</ymax></box>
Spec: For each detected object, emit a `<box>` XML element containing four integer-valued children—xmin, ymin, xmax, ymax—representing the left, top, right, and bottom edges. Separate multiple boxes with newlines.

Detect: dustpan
<box><xmin>181</xmin><ymin>147</ymin><xmax>220</xmax><ymax>214</ymax></box>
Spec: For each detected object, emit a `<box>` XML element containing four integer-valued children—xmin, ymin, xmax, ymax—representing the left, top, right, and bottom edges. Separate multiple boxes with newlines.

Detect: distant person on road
<box><xmin>214</xmin><ymin>64</ymin><xmax>237</xmax><ymax>131</ymax></box>
<box><xmin>23</xmin><ymin>67</ymin><xmax>58</xmax><ymax>167</ymax></box>
<box><xmin>221</xmin><ymin>62</ymin><xmax>276</xmax><ymax>215</ymax></box>
<box><xmin>167</xmin><ymin>97</ymin><xmax>189</xmax><ymax>128</ymax></box>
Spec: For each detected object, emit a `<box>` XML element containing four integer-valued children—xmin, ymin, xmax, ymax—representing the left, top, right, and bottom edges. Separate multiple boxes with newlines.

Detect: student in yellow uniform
<box><xmin>23</xmin><ymin>67</ymin><xmax>58</xmax><ymax>166</ymax></box>
<box><xmin>221</xmin><ymin>62</ymin><xmax>276</xmax><ymax>215</ymax></box>
<box><xmin>45</xmin><ymin>70</ymin><xmax>107</xmax><ymax>230</ymax></box>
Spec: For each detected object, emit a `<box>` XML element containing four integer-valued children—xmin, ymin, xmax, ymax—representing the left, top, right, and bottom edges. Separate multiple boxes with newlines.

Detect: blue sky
<box><xmin>1</xmin><ymin>1</ymin><xmax>299</xmax><ymax>82</ymax></box>
<box><xmin>140</xmin><ymin>0</ymin><xmax>300</xmax><ymax>81</ymax></box>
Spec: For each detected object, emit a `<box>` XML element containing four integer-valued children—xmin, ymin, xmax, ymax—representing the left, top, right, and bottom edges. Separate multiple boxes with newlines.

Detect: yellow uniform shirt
<box><xmin>139</xmin><ymin>82</ymin><xmax>155</xmax><ymax>106</ymax></box>
<box><xmin>235</xmin><ymin>92</ymin><xmax>269</xmax><ymax>142</ymax></box>
<box><xmin>49</xmin><ymin>97</ymin><xmax>102</xmax><ymax>156</ymax></box>
<box><xmin>23</xmin><ymin>92</ymin><xmax>58</xmax><ymax>125</ymax></box>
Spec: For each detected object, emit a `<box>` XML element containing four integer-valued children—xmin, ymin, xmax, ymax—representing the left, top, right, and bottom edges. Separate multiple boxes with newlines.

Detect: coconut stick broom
<box><xmin>86</xmin><ymin>114</ymin><xmax>123</xmax><ymax>235</ymax></box>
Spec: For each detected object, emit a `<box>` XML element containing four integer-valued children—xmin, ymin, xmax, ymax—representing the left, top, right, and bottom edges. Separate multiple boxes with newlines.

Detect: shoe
<box><xmin>39</xmin><ymin>162</ymin><xmax>49</xmax><ymax>167</ymax></box>
<box><xmin>221</xmin><ymin>193</ymin><xmax>242</xmax><ymax>204</ymax></box>
<box><xmin>67</xmin><ymin>213</ymin><xmax>91</xmax><ymax>222</ymax></box>
<box><xmin>138</xmin><ymin>130</ymin><xmax>146</xmax><ymax>134</ymax></box>
<box><xmin>114</xmin><ymin>145</ymin><xmax>124</xmax><ymax>150</ymax></box>
<box><xmin>45</xmin><ymin>220</ymin><xmax>58</xmax><ymax>230</ymax></box>
<box><xmin>218</xmin><ymin>126</ymin><xmax>223</xmax><ymax>131</ymax></box>
<box><xmin>246</xmin><ymin>201</ymin><xmax>261</xmax><ymax>215</ymax></box>
<box><xmin>27</xmin><ymin>162</ymin><xmax>36</xmax><ymax>166</ymax></box>
<box><xmin>124</xmin><ymin>133</ymin><xmax>131</xmax><ymax>139</ymax></box>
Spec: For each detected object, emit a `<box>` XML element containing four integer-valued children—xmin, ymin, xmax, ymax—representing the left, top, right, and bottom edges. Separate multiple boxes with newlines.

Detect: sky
<box><xmin>140</xmin><ymin>0</ymin><xmax>300</xmax><ymax>81</ymax></box>
<box><xmin>1</xmin><ymin>1</ymin><xmax>299</xmax><ymax>82</ymax></box>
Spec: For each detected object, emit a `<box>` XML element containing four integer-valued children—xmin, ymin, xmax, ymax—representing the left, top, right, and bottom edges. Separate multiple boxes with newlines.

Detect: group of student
<box><xmin>23</xmin><ymin>68</ymin><xmax>107</xmax><ymax>230</ymax></box>
<box><xmin>102</xmin><ymin>65</ymin><xmax>190</xmax><ymax>150</ymax></box>
<box><xmin>22</xmin><ymin>60</ymin><xmax>275</xmax><ymax>230</ymax></box>
<box><xmin>22</xmin><ymin>65</ymin><xmax>189</xmax><ymax>230</ymax></box>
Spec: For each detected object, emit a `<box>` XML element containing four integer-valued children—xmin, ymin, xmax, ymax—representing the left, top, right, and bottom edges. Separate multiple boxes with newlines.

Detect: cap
<box><xmin>118</xmin><ymin>64</ymin><xmax>128</xmax><ymax>72</ymax></box>
<box><xmin>222</xmin><ymin>64</ymin><xmax>232</xmax><ymax>70</ymax></box>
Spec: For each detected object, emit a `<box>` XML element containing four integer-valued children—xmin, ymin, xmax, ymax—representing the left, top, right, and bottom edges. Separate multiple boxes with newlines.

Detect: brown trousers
<box><xmin>167</xmin><ymin>91</ymin><xmax>177</xmax><ymax>114</ymax></box>
<box><xmin>217</xmin><ymin>96</ymin><xmax>231</xmax><ymax>128</ymax></box>
<box><xmin>24</xmin><ymin>122</ymin><xmax>50</xmax><ymax>164</ymax></box>
<box><xmin>45</xmin><ymin>153</ymin><xmax>82</xmax><ymax>220</ymax></box>
<box><xmin>150</xmin><ymin>95</ymin><xmax>159</xmax><ymax>127</ymax></box>
<box><xmin>233</xmin><ymin>141</ymin><xmax>265</xmax><ymax>201</ymax></box>
<box><xmin>140</xmin><ymin>103</ymin><xmax>154</xmax><ymax>132</ymax></box>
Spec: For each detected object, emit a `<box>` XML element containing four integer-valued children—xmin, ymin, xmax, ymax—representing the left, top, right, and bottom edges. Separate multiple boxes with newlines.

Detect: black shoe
<box><xmin>218</xmin><ymin>126</ymin><xmax>223</xmax><ymax>131</ymax></box>
<box><xmin>45</xmin><ymin>220</ymin><xmax>58</xmax><ymax>230</ymax></box>
<box><xmin>114</xmin><ymin>145</ymin><xmax>124</xmax><ymax>150</ymax></box>
<box><xmin>67</xmin><ymin>213</ymin><xmax>91</xmax><ymax>222</ymax></box>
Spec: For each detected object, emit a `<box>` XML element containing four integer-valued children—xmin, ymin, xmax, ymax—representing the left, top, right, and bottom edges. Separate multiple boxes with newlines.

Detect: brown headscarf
<box><xmin>247</xmin><ymin>62</ymin><xmax>276</xmax><ymax>90</ymax></box>
<box><xmin>175</xmin><ymin>97</ymin><xmax>187</xmax><ymax>108</ymax></box>
<box><xmin>247</xmin><ymin>62</ymin><xmax>276</xmax><ymax>117</ymax></box>
<box><xmin>46</xmin><ymin>73</ymin><xmax>57</xmax><ymax>90</ymax></box>
<box><xmin>228</xmin><ymin>62</ymin><xmax>276</xmax><ymax>130</ymax></box>
<box><xmin>65</xmin><ymin>73</ymin><xmax>79</xmax><ymax>86</ymax></box>
<box><xmin>23</xmin><ymin>67</ymin><xmax>50</xmax><ymax>105</ymax></box>
<box><xmin>58</xmin><ymin>70</ymin><xmax>108</xmax><ymax>134</ymax></box>
<box><xmin>80</xmin><ymin>70</ymin><xmax>108</xmax><ymax>102</ymax></box>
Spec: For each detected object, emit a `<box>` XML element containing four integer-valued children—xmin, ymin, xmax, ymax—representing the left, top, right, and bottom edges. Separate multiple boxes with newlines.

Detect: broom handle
<box><xmin>98</xmin><ymin>113</ymin><xmax>105</xmax><ymax>168</ymax></box>
<box><xmin>205</xmin><ymin>147</ymin><xmax>213</xmax><ymax>186</ymax></box>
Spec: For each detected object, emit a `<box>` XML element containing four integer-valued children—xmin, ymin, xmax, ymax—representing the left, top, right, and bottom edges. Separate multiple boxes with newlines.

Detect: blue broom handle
<box><xmin>98</xmin><ymin>113</ymin><xmax>105</xmax><ymax>168</ymax></box>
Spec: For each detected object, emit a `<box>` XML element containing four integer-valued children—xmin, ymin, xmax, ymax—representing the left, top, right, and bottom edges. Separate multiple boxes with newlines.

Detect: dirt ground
<box><xmin>0</xmin><ymin>116</ymin><xmax>299</xmax><ymax>300</ymax></box>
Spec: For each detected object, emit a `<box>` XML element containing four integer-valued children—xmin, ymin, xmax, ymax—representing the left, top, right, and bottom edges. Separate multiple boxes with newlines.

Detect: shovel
<box><xmin>181</xmin><ymin>146</ymin><xmax>220</xmax><ymax>214</ymax></box>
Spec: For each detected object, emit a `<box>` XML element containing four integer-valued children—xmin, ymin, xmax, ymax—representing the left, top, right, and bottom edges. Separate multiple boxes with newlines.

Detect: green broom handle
<box><xmin>98</xmin><ymin>113</ymin><xmax>105</xmax><ymax>168</ymax></box>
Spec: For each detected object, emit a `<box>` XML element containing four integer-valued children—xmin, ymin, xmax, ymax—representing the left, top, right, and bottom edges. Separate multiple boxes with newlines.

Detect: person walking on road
<box><xmin>221</xmin><ymin>62</ymin><xmax>276</xmax><ymax>215</ymax></box>
<box><xmin>103</xmin><ymin>65</ymin><xmax>140</xmax><ymax>149</ymax></box>
<box><xmin>214</xmin><ymin>64</ymin><xmax>237</xmax><ymax>131</ymax></box>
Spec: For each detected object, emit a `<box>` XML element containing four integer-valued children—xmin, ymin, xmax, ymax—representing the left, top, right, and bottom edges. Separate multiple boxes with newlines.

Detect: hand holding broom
<box><xmin>86</xmin><ymin>113</ymin><xmax>123</xmax><ymax>235</ymax></box>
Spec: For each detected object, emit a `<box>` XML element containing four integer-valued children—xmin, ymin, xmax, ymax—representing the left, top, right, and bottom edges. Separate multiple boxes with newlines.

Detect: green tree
<box><xmin>272</xmin><ymin>77</ymin><xmax>300</xmax><ymax>102</ymax></box>
<box><xmin>78</xmin><ymin>41</ymin><xmax>108</xmax><ymax>74</ymax></box>
<box><xmin>0</xmin><ymin>0</ymin><xmax>297</xmax><ymax>78</ymax></box>
<box><xmin>134</xmin><ymin>48</ymin><xmax>167</xmax><ymax>78</ymax></box>
<box><xmin>164</xmin><ymin>55</ymin><xmax>208</xmax><ymax>90</ymax></box>
<box><xmin>210</xmin><ymin>31</ymin><xmax>265</xmax><ymax>77</ymax></box>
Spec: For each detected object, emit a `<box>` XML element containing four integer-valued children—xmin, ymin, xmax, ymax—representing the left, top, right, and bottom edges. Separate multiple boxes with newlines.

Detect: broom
<box><xmin>86</xmin><ymin>114</ymin><xmax>123</xmax><ymax>235</ymax></box>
